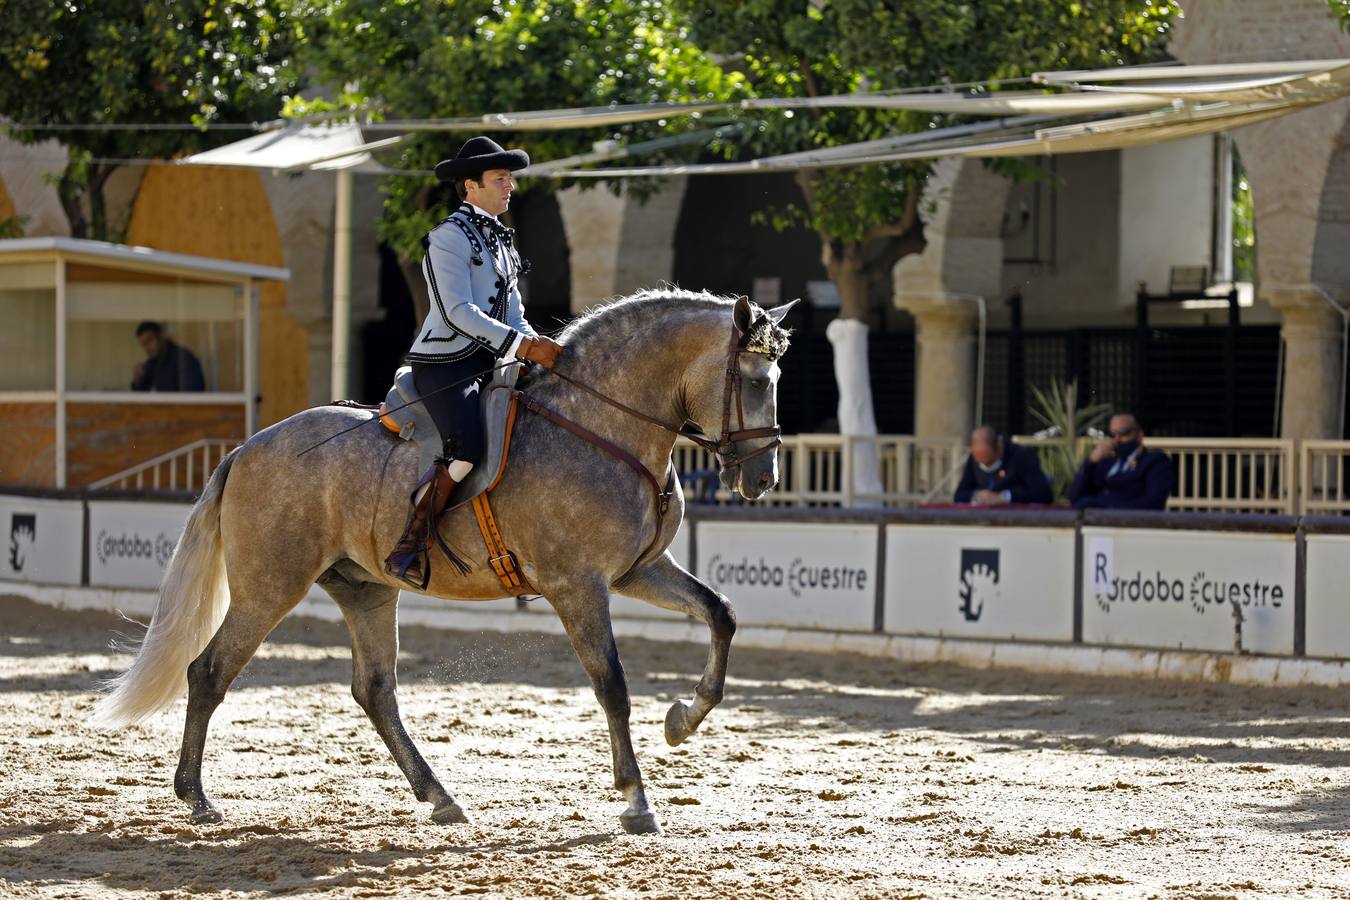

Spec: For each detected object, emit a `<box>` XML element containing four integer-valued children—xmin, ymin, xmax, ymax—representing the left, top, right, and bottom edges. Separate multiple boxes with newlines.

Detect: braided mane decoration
<box><xmin>742</xmin><ymin>313</ymin><xmax>792</xmax><ymax>360</ymax></box>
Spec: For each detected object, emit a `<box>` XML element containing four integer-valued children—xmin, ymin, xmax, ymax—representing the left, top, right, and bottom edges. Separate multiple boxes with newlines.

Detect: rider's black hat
<box><xmin>434</xmin><ymin>136</ymin><xmax>530</xmax><ymax>182</ymax></box>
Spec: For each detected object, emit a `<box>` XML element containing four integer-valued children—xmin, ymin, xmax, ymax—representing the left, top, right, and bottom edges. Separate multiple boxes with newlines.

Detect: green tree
<box><xmin>673</xmin><ymin>0</ymin><xmax>1178</xmax><ymax>441</ymax></box>
<box><xmin>289</xmin><ymin>0</ymin><xmax>739</xmax><ymax>313</ymax></box>
<box><xmin>0</xmin><ymin>0</ymin><xmax>301</xmax><ymax>239</ymax></box>
<box><xmin>1331</xmin><ymin>0</ymin><xmax>1350</xmax><ymax>31</ymax></box>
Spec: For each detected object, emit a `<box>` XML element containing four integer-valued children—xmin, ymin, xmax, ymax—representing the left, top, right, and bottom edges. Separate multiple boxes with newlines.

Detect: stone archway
<box><xmin>127</xmin><ymin>166</ymin><xmax>309</xmax><ymax>428</ymax></box>
<box><xmin>1171</xmin><ymin>0</ymin><xmax>1350</xmax><ymax>441</ymax></box>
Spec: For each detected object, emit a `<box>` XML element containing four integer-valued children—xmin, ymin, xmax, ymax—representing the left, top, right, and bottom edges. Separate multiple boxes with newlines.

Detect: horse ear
<box><xmin>764</xmin><ymin>298</ymin><xmax>799</xmax><ymax>325</ymax></box>
<box><xmin>733</xmin><ymin>295</ymin><xmax>755</xmax><ymax>336</ymax></box>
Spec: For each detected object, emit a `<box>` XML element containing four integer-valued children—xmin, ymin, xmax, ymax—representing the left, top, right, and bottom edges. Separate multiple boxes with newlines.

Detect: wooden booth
<box><xmin>0</xmin><ymin>237</ymin><xmax>288</xmax><ymax>489</ymax></box>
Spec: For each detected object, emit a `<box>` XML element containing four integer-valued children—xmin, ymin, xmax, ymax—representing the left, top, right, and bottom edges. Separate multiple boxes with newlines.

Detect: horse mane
<box><xmin>563</xmin><ymin>286</ymin><xmax>790</xmax><ymax>356</ymax></box>
<box><xmin>517</xmin><ymin>287</ymin><xmax>790</xmax><ymax>393</ymax></box>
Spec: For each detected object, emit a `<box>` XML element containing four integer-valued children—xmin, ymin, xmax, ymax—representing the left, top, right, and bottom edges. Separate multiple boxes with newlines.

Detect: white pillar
<box><xmin>330</xmin><ymin>168</ymin><xmax>353</xmax><ymax>400</ymax></box>
<box><xmin>54</xmin><ymin>255</ymin><xmax>66</xmax><ymax>488</ymax></box>
<box><xmin>826</xmin><ymin>318</ymin><xmax>884</xmax><ymax>502</ymax></box>
<box><xmin>244</xmin><ymin>278</ymin><xmax>258</xmax><ymax>437</ymax></box>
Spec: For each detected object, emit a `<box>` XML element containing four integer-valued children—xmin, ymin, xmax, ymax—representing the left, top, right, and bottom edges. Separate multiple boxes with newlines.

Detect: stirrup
<box><xmin>387</xmin><ymin>543</ymin><xmax>431</xmax><ymax>591</ymax></box>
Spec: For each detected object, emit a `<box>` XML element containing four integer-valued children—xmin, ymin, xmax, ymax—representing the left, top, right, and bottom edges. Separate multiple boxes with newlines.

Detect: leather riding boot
<box><xmin>383</xmin><ymin>462</ymin><xmax>459</xmax><ymax>589</ymax></box>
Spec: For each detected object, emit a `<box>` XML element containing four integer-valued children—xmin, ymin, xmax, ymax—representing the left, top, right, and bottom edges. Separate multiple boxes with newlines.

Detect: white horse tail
<box><xmin>90</xmin><ymin>448</ymin><xmax>239</xmax><ymax>729</ymax></box>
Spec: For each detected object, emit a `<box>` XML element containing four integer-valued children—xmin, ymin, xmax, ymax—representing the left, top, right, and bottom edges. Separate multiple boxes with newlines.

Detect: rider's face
<box><xmin>465</xmin><ymin>168</ymin><xmax>515</xmax><ymax>216</ymax></box>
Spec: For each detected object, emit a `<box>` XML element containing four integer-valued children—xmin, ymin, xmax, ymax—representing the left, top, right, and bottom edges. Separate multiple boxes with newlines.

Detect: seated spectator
<box><xmin>954</xmin><ymin>426</ymin><xmax>1053</xmax><ymax>505</ymax></box>
<box><xmin>1069</xmin><ymin>412</ymin><xmax>1173</xmax><ymax>510</ymax></box>
<box><xmin>131</xmin><ymin>321</ymin><xmax>205</xmax><ymax>392</ymax></box>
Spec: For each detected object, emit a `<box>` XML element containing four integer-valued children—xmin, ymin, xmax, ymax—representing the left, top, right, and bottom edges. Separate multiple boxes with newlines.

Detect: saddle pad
<box><xmin>380</xmin><ymin>363</ymin><xmax>521</xmax><ymax>511</ymax></box>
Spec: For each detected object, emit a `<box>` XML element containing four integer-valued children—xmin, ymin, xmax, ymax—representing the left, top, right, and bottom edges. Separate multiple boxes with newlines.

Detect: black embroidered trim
<box><xmin>496</xmin><ymin>330</ymin><xmax>519</xmax><ymax>359</ymax></box>
<box><xmin>405</xmin><ymin>347</ymin><xmax>480</xmax><ymax>364</ymax></box>
<box><xmin>456</xmin><ymin>202</ymin><xmax>529</xmax><ymax>277</ymax></box>
<box><xmin>423</xmin><ymin>253</ymin><xmax>453</xmax><ymax>330</ymax></box>
<box><xmin>443</xmin><ymin>216</ymin><xmax>484</xmax><ymax>266</ymax></box>
<box><xmin>422</xmin><ymin>252</ymin><xmax>502</xmax><ymax>353</ymax></box>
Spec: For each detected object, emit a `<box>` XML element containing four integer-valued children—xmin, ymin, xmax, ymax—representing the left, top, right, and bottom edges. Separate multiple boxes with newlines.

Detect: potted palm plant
<box><xmin>1027</xmin><ymin>379</ymin><xmax>1111</xmax><ymax>503</ymax></box>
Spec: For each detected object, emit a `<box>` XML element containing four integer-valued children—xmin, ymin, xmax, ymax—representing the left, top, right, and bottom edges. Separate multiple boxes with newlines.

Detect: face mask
<box><xmin>1114</xmin><ymin>440</ymin><xmax>1140</xmax><ymax>458</ymax></box>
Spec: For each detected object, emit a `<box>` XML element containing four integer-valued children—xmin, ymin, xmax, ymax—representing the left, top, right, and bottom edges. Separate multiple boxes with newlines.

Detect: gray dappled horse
<box><xmin>93</xmin><ymin>291</ymin><xmax>793</xmax><ymax>835</ymax></box>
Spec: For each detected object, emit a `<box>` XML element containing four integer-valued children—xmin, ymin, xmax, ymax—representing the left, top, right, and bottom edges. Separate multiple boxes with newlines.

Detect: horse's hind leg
<box><xmin>175</xmin><ymin>591</ymin><xmax>304</xmax><ymax>824</ymax></box>
<box><xmin>327</xmin><ymin>573</ymin><xmax>468</xmax><ymax>824</ymax></box>
<box><xmin>552</xmin><ymin>581</ymin><xmax>660</xmax><ymax>835</ymax></box>
<box><xmin>615</xmin><ymin>552</ymin><xmax>735</xmax><ymax>747</ymax></box>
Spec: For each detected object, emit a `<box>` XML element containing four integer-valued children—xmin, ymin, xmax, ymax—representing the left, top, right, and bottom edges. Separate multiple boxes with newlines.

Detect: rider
<box><xmin>384</xmin><ymin>136</ymin><xmax>564</xmax><ymax>588</ymax></box>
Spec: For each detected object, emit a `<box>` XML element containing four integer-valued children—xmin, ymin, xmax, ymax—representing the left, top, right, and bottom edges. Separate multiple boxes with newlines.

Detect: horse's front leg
<box><xmin>551</xmin><ymin>580</ymin><xmax>660</xmax><ymax>835</ymax></box>
<box><xmin>614</xmin><ymin>552</ymin><xmax>735</xmax><ymax>747</ymax></box>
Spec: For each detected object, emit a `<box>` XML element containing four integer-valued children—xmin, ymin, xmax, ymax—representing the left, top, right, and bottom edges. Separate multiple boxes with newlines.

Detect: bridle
<box><xmin>514</xmin><ymin>317</ymin><xmax>782</xmax><ymax>574</ymax></box>
<box><xmin>539</xmin><ymin>320</ymin><xmax>782</xmax><ymax>474</ymax></box>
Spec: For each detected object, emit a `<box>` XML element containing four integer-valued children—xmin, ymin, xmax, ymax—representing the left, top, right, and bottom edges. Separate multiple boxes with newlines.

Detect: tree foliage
<box><xmin>0</xmin><ymin>0</ymin><xmax>301</xmax><ymax>239</ymax></box>
<box><xmin>673</xmin><ymin>0</ymin><xmax>1180</xmax><ymax>318</ymax></box>
<box><xmin>1331</xmin><ymin>0</ymin><xmax>1350</xmax><ymax>33</ymax></box>
<box><xmin>289</xmin><ymin>0</ymin><xmax>741</xmax><ymax>265</ymax></box>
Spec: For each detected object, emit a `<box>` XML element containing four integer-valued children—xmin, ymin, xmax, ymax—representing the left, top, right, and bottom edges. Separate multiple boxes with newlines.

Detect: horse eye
<box><xmin>751</xmin><ymin>378</ymin><xmax>769</xmax><ymax>390</ymax></box>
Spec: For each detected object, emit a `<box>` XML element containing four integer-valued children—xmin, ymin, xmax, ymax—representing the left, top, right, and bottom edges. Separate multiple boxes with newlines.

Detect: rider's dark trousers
<box><xmin>411</xmin><ymin>352</ymin><xmax>492</xmax><ymax>466</ymax></box>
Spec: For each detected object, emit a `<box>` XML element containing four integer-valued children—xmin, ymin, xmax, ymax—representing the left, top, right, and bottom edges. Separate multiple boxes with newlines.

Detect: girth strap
<box><xmin>466</xmin><ymin>388</ymin><xmax>535</xmax><ymax>597</ymax></box>
<box><xmin>471</xmin><ymin>493</ymin><xmax>535</xmax><ymax>595</ymax></box>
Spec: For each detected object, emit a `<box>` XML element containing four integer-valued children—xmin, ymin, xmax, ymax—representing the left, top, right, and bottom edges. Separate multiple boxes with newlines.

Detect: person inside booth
<box><xmin>954</xmin><ymin>425</ymin><xmax>1054</xmax><ymax>505</ymax></box>
<box><xmin>131</xmin><ymin>321</ymin><xmax>206</xmax><ymax>392</ymax></box>
<box><xmin>1069</xmin><ymin>412</ymin><xmax>1173</xmax><ymax>510</ymax></box>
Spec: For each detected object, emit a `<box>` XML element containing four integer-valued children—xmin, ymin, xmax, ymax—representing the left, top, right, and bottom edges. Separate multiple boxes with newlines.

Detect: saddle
<box><xmin>379</xmin><ymin>365</ymin><xmax>532</xmax><ymax>594</ymax></box>
<box><xmin>379</xmin><ymin>364</ymin><xmax>520</xmax><ymax>511</ymax></box>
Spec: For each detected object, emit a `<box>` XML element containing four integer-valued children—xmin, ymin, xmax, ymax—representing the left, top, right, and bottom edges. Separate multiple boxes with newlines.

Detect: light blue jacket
<box><xmin>406</xmin><ymin>203</ymin><xmax>537</xmax><ymax>364</ymax></box>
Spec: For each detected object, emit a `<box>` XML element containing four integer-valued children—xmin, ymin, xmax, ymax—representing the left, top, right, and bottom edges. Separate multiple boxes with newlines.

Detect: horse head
<box><xmin>685</xmin><ymin>295</ymin><xmax>797</xmax><ymax>501</ymax></box>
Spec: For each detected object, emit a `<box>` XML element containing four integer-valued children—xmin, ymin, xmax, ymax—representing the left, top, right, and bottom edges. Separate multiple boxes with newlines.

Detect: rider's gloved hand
<box><xmin>520</xmin><ymin>336</ymin><xmax>563</xmax><ymax>369</ymax></box>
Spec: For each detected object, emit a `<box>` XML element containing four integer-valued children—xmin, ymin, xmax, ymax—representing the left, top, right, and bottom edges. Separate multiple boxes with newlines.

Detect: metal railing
<box><xmin>88</xmin><ymin>438</ymin><xmax>240</xmax><ymax>493</ymax></box>
<box><xmin>80</xmin><ymin>432</ymin><xmax>1350</xmax><ymax>515</ymax></box>
<box><xmin>1151</xmin><ymin>437</ymin><xmax>1294</xmax><ymax>514</ymax></box>
<box><xmin>1016</xmin><ymin>436</ymin><xmax>1296</xmax><ymax>514</ymax></box>
<box><xmin>1301</xmin><ymin>440</ymin><xmax>1350</xmax><ymax>515</ymax></box>
<box><xmin>676</xmin><ymin>434</ymin><xmax>967</xmax><ymax>508</ymax></box>
<box><xmin>682</xmin><ymin>433</ymin><xmax>1300</xmax><ymax>514</ymax></box>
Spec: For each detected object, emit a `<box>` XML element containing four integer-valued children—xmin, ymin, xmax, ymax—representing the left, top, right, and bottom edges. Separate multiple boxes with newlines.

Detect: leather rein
<box><xmin>515</xmin><ymin>323</ymin><xmax>782</xmax><ymax>567</ymax></box>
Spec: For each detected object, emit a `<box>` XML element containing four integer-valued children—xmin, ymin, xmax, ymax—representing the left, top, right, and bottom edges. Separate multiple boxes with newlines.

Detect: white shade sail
<box><xmin>181</xmin><ymin>123</ymin><xmax>400</xmax><ymax>172</ymax></box>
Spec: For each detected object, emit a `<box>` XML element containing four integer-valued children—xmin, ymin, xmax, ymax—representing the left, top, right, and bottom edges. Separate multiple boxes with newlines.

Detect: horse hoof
<box><xmin>432</xmin><ymin>800</ymin><xmax>470</xmax><ymax>825</ymax></box>
<box><xmin>620</xmin><ymin>809</ymin><xmax>662</xmax><ymax>835</ymax></box>
<box><xmin>190</xmin><ymin>802</ymin><xmax>223</xmax><ymax>825</ymax></box>
<box><xmin>664</xmin><ymin>699</ymin><xmax>694</xmax><ymax>747</ymax></box>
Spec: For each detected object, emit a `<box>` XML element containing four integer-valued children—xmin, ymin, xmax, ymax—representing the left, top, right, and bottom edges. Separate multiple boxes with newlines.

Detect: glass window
<box><xmin>64</xmin><ymin>274</ymin><xmax>243</xmax><ymax>393</ymax></box>
<box><xmin>0</xmin><ymin>262</ymin><xmax>57</xmax><ymax>391</ymax></box>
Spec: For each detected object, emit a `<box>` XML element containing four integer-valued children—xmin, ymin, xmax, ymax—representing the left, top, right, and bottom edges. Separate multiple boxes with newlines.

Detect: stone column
<box><xmin>905</xmin><ymin>299</ymin><xmax>978</xmax><ymax>438</ymax></box>
<box><xmin>1170</xmin><ymin>0</ymin><xmax>1350</xmax><ymax>442</ymax></box>
<box><xmin>557</xmin><ymin>178</ymin><xmax>688</xmax><ymax>314</ymax></box>
<box><xmin>1272</xmin><ymin>297</ymin><xmax>1343</xmax><ymax>440</ymax></box>
<box><xmin>894</xmin><ymin>157</ymin><xmax>1010</xmax><ymax>438</ymax></box>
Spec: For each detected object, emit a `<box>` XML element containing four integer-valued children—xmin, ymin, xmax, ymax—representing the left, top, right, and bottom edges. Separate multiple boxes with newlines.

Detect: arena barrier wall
<box><xmin>6</xmin><ymin>488</ymin><xmax>1350</xmax><ymax>668</ymax></box>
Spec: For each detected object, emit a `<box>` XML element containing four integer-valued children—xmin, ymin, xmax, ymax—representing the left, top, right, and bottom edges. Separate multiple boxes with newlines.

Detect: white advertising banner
<box><xmin>611</xmin><ymin>523</ymin><xmax>691</xmax><ymax>620</ymax></box>
<box><xmin>1081</xmin><ymin>527</ymin><xmax>1295</xmax><ymax>655</ymax></box>
<box><xmin>883</xmin><ymin>525</ymin><xmax>1074</xmax><ymax>641</ymax></box>
<box><xmin>695</xmin><ymin>521</ymin><xmax>877</xmax><ymax>631</ymax></box>
<box><xmin>1303</xmin><ymin>535</ymin><xmax>1350</xmax><ymax>659</ymax></box>
<box><xmin>0</xmin><ymin>495</ymin><xmax>83</xmax><ymax>586</ymax></box>
<box><xmin>87</xmin><ymin>501</ymin><xmax>192</xmax><ymax>590</ymax></box>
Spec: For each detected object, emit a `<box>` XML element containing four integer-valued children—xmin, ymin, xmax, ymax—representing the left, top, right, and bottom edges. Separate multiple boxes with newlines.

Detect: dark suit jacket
<box><xmin>131</xmin><ymin>340</ymin><xmax>205</xmax><ymax>392</ymax></box>
<box><xmin>1069</xmin><ymin>447</ymin><xmax>1173</xmax><ymax>510</ymax></box>
<box><xmin>953</xmin><ymin>439</ymin><xmax>1053</xmax><ymax>505</ymax></box>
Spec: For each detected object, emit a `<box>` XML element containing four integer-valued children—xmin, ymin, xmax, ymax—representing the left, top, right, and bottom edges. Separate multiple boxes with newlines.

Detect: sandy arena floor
<box><xmin>1</xmin><ymin>593</ymin><xmax>1349</xmax><ymax>898</ymax></box>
